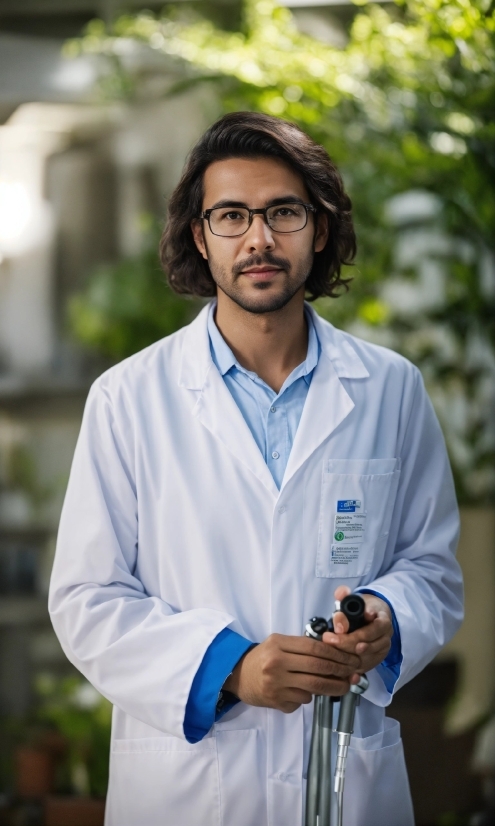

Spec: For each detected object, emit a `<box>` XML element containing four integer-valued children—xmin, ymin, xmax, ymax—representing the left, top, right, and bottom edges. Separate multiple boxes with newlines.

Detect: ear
<box><xmin>191</xmin><ymin>220</ymin><xmax>208</xmax><ymax>260</ymax></box>
<box><xmin>314</xmin><ymin>212</ymin><xmax>329</xmax><ymax>253</ymax></box>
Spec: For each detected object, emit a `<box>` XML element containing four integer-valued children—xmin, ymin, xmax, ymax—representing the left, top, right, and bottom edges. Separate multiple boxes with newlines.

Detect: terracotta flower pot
<box><xmin>44</xmin><ymin>796</ymin><xmax>106</xmax><ymax>826</ymax></box>
<box><xmin>15</xmin><ymin>747</ymin><xmax>55</xmax><ymax>798</ymax></box>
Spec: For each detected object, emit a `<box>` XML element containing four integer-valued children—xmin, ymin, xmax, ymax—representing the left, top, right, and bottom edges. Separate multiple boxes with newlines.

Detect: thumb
<box><xmin>331</xmin><ymin>610</ymin><xmax>349</xmax><ymax>635</ymax></box>
<box><xmin>334</xmin><ymin>584</ymin><xmax>351</xmax><ymax>603</ymax></box>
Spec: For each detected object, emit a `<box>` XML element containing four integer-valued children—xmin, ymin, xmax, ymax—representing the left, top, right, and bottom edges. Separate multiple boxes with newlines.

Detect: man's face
<box><xmin>191</xmin><ymin>156</ymin><xmax>328</xmax><ymax>314</ymax></box>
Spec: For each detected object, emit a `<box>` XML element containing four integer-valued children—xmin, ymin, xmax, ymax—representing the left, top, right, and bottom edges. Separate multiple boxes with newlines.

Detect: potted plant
<box><xmin>34</xmin><ymin>674</ymin><xmax>112</xmax><ymax>826</ymax></box>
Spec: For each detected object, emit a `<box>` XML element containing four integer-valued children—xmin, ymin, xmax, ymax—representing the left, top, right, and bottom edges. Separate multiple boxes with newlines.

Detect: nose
<box><xmin>243</xmin><ymin>213</ymin><xmax>275</xmax><ymax>252</ymax></box>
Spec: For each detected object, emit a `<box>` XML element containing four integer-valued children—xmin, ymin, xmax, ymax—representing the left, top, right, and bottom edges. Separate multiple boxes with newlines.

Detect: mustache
<box><xmin>232</xmin><ymin>252</ymin><xmax>291</xmax><ymax>277</ymax></box>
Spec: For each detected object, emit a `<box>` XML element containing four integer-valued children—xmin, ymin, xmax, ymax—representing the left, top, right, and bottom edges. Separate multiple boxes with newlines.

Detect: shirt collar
<box><xmin>207</xmin><ymin>303</ymin><xmax>236</xmax><ymax>376</ymax></box>
<box><xmin>207</xmin><ymin>301</ymin><xmax>320</xmax><ymax>386</ymax></box>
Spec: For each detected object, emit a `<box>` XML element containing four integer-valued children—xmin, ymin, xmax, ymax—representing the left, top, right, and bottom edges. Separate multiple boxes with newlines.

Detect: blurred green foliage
<box><xmin>69</xmin><ymin>219</ymin><xmax>203</xmax><ymax>361</ymax></box>
<box><xmin>4</xmin><ymin>444</ymin><xmax>53</xmax><ymax>512</ymax></box>
<box><xmin>67</xmin><ymin>0</ymin><xmax>495</xmax><ymax>501</ymax></box>
<box><xmin>35</xmin><ymin>674</ymin><xmax>112</xmax><ymax>799</ymax></box>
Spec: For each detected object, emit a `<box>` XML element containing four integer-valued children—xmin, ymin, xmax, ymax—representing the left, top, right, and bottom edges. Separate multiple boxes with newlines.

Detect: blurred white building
<box><xmin>0</xmin><ymin>1</ymin><xmax>220</xmax><ymax>724</ymax></box>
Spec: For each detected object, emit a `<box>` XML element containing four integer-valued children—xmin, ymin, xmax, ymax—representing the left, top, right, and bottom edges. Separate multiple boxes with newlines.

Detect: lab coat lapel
<box><xmin>195</xmin><ymin>370</ymin><xmax>280</xmax><ymax>497</ymax></box>
<box><xmin>178</xmin><ymin>305</ymin><xmax>279</xmax><ymax>498</ymax></box>
<box><xmin>281</xmin><ymin>309</ymin><xmax>370</xmax><ymax>489</ymax></box>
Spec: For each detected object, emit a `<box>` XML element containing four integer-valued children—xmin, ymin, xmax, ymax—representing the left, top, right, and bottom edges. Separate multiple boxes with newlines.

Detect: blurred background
<box><xmin>0</xmin><ymin>1</ymin><xmax>493</xmax><ymax>824</ymax></box>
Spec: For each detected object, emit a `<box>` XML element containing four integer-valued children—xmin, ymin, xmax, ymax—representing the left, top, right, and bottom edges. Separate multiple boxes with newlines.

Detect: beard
<box><xmin>206</xmin><ymin>249</ymin><xmax>315</xmax><ymax>314</ymax></box>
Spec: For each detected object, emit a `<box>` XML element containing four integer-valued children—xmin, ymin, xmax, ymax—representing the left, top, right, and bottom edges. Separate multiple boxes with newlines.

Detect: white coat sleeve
<box><xmin>358</xmin><ymin>367</ymin><xmax>464</xmax><ymax>707</ymax></box>
<box><xmin>48</xmin><ymin>380</ymin><xmax>235</xmax><ymax>739</ymax></box>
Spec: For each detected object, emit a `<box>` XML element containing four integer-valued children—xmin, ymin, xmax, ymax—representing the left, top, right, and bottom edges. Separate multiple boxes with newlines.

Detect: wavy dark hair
<box><xmin>160</xmin><ymin>112</ymin><xmax>356</xmax><ymax>300</ymax></box>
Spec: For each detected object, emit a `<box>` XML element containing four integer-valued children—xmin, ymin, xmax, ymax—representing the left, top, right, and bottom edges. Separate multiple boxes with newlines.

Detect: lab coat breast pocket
<box><xmin>316</xmin><ymin>458</ymin><xmax>401</xmax><ymax>579</ymax></box>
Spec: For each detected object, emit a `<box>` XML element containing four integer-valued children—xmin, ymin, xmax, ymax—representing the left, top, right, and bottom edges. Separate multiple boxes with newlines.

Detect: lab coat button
<box><xmin>271</xmin><ymin>451</ymin><xmax>280</xmax><ymax>459</ymax></box>
<box><xmin>277</xmin><ymin>772</ymin><xmax>286</xmax><ymax>782</ymax></box>
<box><xmin>278</xmin><ymin>505</ymin><xmax>286</xmax><ymax>514</ymax></box>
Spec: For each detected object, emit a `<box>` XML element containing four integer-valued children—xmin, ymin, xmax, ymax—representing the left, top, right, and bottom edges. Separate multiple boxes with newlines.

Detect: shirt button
<box><xmin>278</xmin><ymin>772</ymin><xmax>287</xmax><ymax>782</ymax></box>
<box><xmin>278</xmin><ymin>505</ymin><xmax>287</xmax><ymax>514</ymax></box>
<box><xmin>271</xmin><ymin>451</ymin><xmax>280</xmax><ymax>460</ymax></box>
<box><xmin>270</xmin><ymin>406</ymin><xmax>277</xmax><ymax>413</ymax></box>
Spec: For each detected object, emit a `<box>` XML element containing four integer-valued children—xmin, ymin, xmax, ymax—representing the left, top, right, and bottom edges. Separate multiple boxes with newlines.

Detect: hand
<box><xmin>223</xmin><ymin>633</ymin><xmax>362</xmax><ymax>714</ymax></box>
<box><xmin>321</xmin><ymin>585</ymin><xmax>393</xmax><ymax>674</ymax></box>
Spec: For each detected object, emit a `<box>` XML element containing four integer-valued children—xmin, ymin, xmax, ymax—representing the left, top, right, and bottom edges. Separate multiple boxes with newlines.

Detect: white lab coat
<box><xmin>49</xmin><ymin>303</ymin><xmax>463</xmax><ymax>826</ymax></box>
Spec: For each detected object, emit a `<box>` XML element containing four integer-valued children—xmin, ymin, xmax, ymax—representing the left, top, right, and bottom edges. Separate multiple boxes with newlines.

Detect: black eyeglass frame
<box><xmin>200</xmin><ymin>202</ymin><xmax>317</xmax><ymax>237</ymax></box>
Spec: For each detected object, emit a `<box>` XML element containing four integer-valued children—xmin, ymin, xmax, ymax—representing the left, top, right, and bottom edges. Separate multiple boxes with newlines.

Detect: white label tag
<box><xmin>330</xmin><ymin>544</ymin><xmax>361</xmax><ymax>565</ymax></box>
<box><xmin>333</xmin><ymin>499</ymin><xmax>367</xmax><ymax>547</ymax></box>
<box><xmin>333</xmin><ymin>513</ymin><xmax>367</xmax><ymax>545</ymax></box>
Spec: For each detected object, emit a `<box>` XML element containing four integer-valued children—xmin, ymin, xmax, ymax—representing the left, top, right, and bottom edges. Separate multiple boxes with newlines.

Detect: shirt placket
<box><xmin>257</xmin><ymin>385</ymin><xmax>287</xmax><ymax>491</ymax></box>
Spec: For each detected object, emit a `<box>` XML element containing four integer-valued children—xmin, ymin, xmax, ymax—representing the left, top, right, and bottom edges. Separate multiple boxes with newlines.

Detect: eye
<box><xmin>220</xmin><ymin>210</ymin><xmax>245</xmax><ymax>221</ymax></box>
<box><xmin>273</xmin><ymin>206</ymin><xmax>297</xmax><ymax>217</ymax></box>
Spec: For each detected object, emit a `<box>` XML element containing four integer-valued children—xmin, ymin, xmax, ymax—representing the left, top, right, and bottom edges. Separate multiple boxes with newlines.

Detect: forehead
<box><xmin>202</xmin><ymin>156</ymin><xmax>309</xmax><ymax>206</ymax></box>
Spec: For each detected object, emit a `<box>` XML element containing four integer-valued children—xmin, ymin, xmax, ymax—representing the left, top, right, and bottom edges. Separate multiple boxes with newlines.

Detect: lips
<box><xmin>241</xmin><ymin>267</ymin><xmax>282</xmax><ymax>280</ymax></box>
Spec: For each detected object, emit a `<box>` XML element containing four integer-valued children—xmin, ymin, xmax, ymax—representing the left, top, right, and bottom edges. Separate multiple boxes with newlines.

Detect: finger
<box><xmin>294</xmin><ymin>672</ymin><xmax>351</xmax><ymax>698</ymax></box>
<box><xmin>284</xmin><ymin>688</ymin><xmax>313</xmax><ymax>705</ymax></box>
<box><xmin>357</xmin><ymin>647</ymin><xmax>390</xmax><ymax>670</ymax></box>
<box><xmin>288</xmin><ymin>653</ymin><xmax>360</xmax><ymax>678</ymax></box>
<box><xmin>324</xmin><ymin>616</ymin><xmax>392</xmax><ymax>649</ymax></box>
<box><xmin>358</xmin><ymin>614</ymin><xmax>393</xmax><ymax>642</ymax></box>
<box><xmin>355</xmin><ymin>619</ymin><xmax>391</xmax><ymax>643</ymax></box>
<box><xmin>355</xmin><ymin>638</ymin><xmax>392</xmax><ymax>668</ymax></box>
<box><xmin>282</xmin><ymin>636</ymin><xmax>360</xmax><ymax>666</ymax></box>
<box><xmin>278</xmin><ymin>700</ymin><xmax>302</xmax><ymax>714</ymax></box>
<box><xmin>361</xmin><ymin>594</ymin><xmax>392</xmax><ymax>624</ymax></box>
<box><xmin>334</xmin><ymin>584</ymin><xmax>351</xmax><ymax>602</ymax></box>
<box><xmin>364</xmin><ymin>630</ymin><xmax>393</xmax><ymax>650</ymax></box>
<box><xmin>322</xmin><ymin>630</ymin><xmax>353</xmax><ymax>649</ymax></box>
<box><xmin>331</xmin><ymin>610</ymin><xmax>349</xmax><ymax>635</ymax></box>
<box><xmin>356</xmin><ymin>632</ymin><xmax>392</xmax><ymax>654</ymax></box>
<box><xmin>284</xmin><ymin>653</ymin><xmax>359</xmax><ymax>680</ymax></box>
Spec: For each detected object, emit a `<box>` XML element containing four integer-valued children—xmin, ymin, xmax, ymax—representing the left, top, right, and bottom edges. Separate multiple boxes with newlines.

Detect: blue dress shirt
<box><xmin>207</xmin><ymin>301</ymin><xmax>320</xmax><ymax>490</ymax></box>
<box><xmin>183</xmin><ymin>304</ymin><xmax>402</xmax><ymax>743</ymax></box>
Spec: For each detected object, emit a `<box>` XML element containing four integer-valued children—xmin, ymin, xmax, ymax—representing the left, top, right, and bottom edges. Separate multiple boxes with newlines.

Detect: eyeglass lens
<box><xmin>208</xmin><ymin>203</ymin><xmax>308</xmax><ymax>237</ymax></box>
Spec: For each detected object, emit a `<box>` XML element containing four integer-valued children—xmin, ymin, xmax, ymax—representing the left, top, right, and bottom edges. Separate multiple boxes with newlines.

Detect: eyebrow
<box><xmin>208</xmin><ymin>195</ymin><xmax>307</xmax><ymax>210</ymax></box>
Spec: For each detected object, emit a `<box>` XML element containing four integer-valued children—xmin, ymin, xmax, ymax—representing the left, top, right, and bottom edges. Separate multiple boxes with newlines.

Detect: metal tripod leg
<box><xmin>306</xmin><ymin>694</ymin><xmax>322</xmax><ymax>826</ymax></box>
<box><xmin>305</xmin><ymin>695</ymin><xmax>333</xmax><ymax>826</ymax></box>
<box><xmin>316</xmin><ymin>696</ymin><xmax>333</xmax><ymax>826</ymax></box>
<box><xmin>305</xmin><ymin>598</ymin><xmax>368</xmax><ymax>826</ymax></box>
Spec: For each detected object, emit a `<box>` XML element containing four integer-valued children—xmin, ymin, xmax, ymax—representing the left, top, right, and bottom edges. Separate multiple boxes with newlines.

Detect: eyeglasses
<box><xmin>201</xmin><ymin>202</ymin><xmax>317</xmax><ymax>238</ymax></box>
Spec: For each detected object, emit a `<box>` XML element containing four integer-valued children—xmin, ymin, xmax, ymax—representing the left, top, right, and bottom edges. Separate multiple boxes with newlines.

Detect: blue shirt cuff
<box><xmin>184</xmin><ymin>628</ymin><xmax>255</xmax><ymax>744</ymax></box>
<box><xmin>357</xmin><ymin>589</ymin><xmax>403</xmax><ymax>694</ymax></box>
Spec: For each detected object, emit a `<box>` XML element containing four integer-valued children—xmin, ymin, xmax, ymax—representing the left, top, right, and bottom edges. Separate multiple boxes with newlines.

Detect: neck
<box><xmin>214</xmin><ymin>288</ymin><xmax>308</xmax><ymax>394</ymax></box>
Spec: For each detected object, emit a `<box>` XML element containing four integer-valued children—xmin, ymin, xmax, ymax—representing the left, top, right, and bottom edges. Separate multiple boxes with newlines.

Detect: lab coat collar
<box><xmin>178</xmin><ymin>302</ymin><xmax>370</xmax><ymax>495</ymax></box>
<box><xmin>280</xmin><ymin>304</ymin><xmax>370</xmax><ymax>487</ymax></box>
<box><xmin>178</xmin><ymin>302</ymin><xmax>369</xmax><ymax>390</ymax></box>
<box><xmin>305</xmin><ymin>303</ymin><xmax>370</xmax><ymax>381</ymax></box>
<box><xmin>179</xmin><ymin>304</ymin><xmax>279</xmax><ymax>496</ymax></box>
<box><xmin>178</xmin><ymin>303</ymin><xmax>211</xmax><ymax>391</ymax></box>
<box><xmin>206</xmin><ymin>302</ymin><xmax>236</xmax><ymax>377</ymax></box>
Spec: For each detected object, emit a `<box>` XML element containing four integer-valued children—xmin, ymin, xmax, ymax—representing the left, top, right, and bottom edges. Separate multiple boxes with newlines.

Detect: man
<box><xmin>49</xmin><ymin>112</ymin><xmax>463</xmax><ymax>826</ymax></box>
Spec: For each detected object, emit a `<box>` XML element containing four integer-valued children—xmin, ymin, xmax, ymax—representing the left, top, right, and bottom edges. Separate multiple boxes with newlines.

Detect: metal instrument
<box><xmin>305</xmin><ymin>594</ymin><xmax>368</xmax><ymax>826</ymax></box>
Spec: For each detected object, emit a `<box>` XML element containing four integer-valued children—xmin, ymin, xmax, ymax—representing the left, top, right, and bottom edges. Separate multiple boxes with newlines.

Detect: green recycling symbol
<box><xmin>334</xmin><ymin>531</ymin><xmax>345</xmax><ymax>542</ymax></box>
